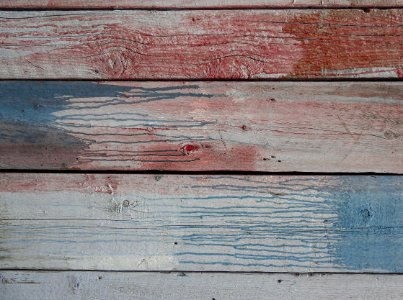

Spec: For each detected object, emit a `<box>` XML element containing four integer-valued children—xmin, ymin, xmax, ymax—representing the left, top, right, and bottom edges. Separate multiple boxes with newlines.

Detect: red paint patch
<box><xmin>23</xmin><ymin>11</ymin><xmax>299</xmax><ymax>79</ymax></box>
<box><xmin>137</xmin><ymin>142</ymin><xmax>260</xmax><ymax>171</ymax></box>
<box><xmin>182</xmin><ymin>144</ymin><xmax>201</xmax><ymax>154</ymax></box>
<box><xmin>283</xmin><ymin>10</ymin><xmax>403</xmax><ymax>77</ymax></box>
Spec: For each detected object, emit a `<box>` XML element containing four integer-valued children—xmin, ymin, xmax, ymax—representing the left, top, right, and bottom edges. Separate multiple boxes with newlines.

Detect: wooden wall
<box><xmin>1</xmin><ymin>1</ymin><xmax>402</xmax><ymax>299</ymax></box>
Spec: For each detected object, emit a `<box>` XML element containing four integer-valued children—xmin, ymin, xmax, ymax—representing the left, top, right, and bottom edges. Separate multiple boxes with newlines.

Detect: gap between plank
<box><xmin>0</xmin><ymin>170</ymin><xmax>401</xmax><ymax>176</ymax></box>
<box><xmin>0</xmin><ymin>7</ymin><xmax>402</xmax><ymax>11</ymax></box>
<box><xmin>1</xmin><ymin>269</ymin><xmax>403</xmax><ymax>275</ymax></box>
<box><xmin>0</xmin><ymin>78</ymin><xmax>402</xmax><ymax>82</ymax></box>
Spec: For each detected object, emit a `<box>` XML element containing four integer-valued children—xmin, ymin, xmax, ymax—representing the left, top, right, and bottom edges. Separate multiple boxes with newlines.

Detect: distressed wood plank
<box><xmin>1</xmin><ymin>272</ymin><xmax>403</xmax><ymax>300</ymax></box>
<box><xmin>1</xmin><ymin>81</ymin><xmax>402</xmax><ymax>172</ymax></box>
<box><xmin>1</xmin><ymin>0</ymin><xmax>402</xmax><ymax>9</ymax></box>
<box><xmin>0</xmin><ymin>173</ymin><xmax>402</xmax><ymax>272</ymax></box>
<box><xmin>0</xmin><ymin>10</ymin><xmax>402</xmax><ymax>79</ymax></box>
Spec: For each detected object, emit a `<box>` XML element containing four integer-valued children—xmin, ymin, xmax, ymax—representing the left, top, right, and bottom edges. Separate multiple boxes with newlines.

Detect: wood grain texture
<box><xmin>1</xmin><ymin>173</ymin><xmax>402</xmax><ymax>272</ymax></box>
<box><xmin>1</xmin><ymin>81</ymin><xmax>402</xmax><ymax>172</ymax></box>
<box><xmin>0</xmin><ymin>9</ymin><xmax>402</xmax><ymax>79</ymax></box>
<box><xmin>1</xmin><ymin>0</ymin><xmax>402</xmax><ymax>9</ymax></box>
<box><xmin>1</xmin><ymin>272</ymin><xmax>403</xmax><ymax>300</ymax></box>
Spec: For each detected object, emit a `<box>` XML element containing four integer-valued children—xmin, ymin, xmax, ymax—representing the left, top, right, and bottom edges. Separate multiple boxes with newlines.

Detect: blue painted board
<box><xmin>0</xmin><ymin>174</ymin><xmax>402</xmax><ymax>272</ymax></box>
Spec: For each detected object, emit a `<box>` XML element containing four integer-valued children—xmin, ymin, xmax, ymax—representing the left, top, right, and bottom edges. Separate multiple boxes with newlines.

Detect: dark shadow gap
<box><xmin>0</xmin><ymin>78</ymin><xmax>402</xmax><ymax>82</ymax></box>
<box><xmin>0</xmin><ymin>169</ymin><xmax>401</xmax><ymax>176</ymax></box>
<box><xmin>0</xmin><ymin>7</ymin><xmax>402</xmax><ymax>11</ymax></box>
<box><xmin>0</xmin><ymin>268</ymin><xmax>402</xmax><ymax>275</ymax></box>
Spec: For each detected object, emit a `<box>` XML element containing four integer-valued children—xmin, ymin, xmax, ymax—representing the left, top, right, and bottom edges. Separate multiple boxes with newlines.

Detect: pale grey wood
<box><xmin>1</xmin><ymin>173</ymin><xmax>402</xmax><ymax>273</ymax></box>
<box><xmin>1</xmin><ymin>271</ymin><xmax>403</xmax><ymax>300</ymax></box>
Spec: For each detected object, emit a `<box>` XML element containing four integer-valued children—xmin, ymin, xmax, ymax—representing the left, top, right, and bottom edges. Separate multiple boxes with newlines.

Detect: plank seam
<box><xmin>0</xmin><ymin>7</ymin><xmax>402</xmax><ymax>11</ymax></box>
<box><xmin>1</xmin><ymin>170</ymin><xmax>401</xmax><ymax>175</ymax></box>
<box><xmin>0</xmin><ymin>78</ymin><xmax>402</xmax><ymax>82</ymax></box>
<box><xmin>2</xmin><ymin>269</ymin><xmax>403</xmax><ymax>275</ymax></box>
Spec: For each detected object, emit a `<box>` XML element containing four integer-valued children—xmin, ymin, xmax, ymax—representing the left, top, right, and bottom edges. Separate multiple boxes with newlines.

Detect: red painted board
<box><xmin>0</xmin><ymin>9</ymin><xmax>401</xmax><ymax>79</ymax></box>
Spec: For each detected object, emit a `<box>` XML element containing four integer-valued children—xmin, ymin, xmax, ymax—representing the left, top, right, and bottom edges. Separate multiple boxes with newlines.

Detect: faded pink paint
<box><xmin>0</xmin><ymin>173</ymin><xmax>121</xmax><ymax>194</ymax></box>
<box><xmin>0</xmin><ymin>173</ymin><xmax>339</xmax><ymax>194</ymax></box>
<box><xmin>133</xmin><ymin>142</ymin><xmax>260</xmax><ymax>171</ymax></box>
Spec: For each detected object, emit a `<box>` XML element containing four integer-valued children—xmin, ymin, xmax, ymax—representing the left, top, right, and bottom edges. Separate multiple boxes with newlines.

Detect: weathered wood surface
<box><xmin>1</xmin><ymin>81</ymin><xmax>402</xmax><ymax>172</ymax></box>
<box><xmin>1</xmin><ymin>10</ymin><xmax>402</xmax><ymax>79</ymax></box>
<box><xmin>1</xmin><ymin>0</ymin><xmax>401</xmax><ymax>9</ymax></box>
<box><xmin>1</xmin><ymin>272</ymin><xmax>403</xmax><ymax>300</ymax></box>
<box><xmin>1</xmin><ymin>173</ymin><xmax>402</xmax><ymax>272</ymax></box>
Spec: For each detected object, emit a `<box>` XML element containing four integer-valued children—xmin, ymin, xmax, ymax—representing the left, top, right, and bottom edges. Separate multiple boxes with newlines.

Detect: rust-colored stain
<box><xmin>284</xmin><ymin>10</ymin><xmax>403</xmax><ymax>77</ymax></box>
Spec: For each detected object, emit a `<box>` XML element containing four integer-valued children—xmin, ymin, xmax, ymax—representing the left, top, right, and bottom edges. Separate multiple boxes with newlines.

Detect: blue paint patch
<box><xmin>0</xmin><ymin>81</ymin><xmax>134</xmax><ymax>125</ymax></box>
<box><xmin>0</xmin><ymin>81</ymin><xmax>213</xmax><ymax>126</ymax></box>
<box><xmin>0</xmin><ymin>81</ymin><xmax>135</xmax><ymax>168</ymax></box>
<box><xmin>331</xmin><ymin>176</ymin><xmax>403</xmax><ymax>272</ymax></box>
<box><xmin>175</xmin><ymin>176</ymin><xmax>403</xmax><ymax>272</ymax></box>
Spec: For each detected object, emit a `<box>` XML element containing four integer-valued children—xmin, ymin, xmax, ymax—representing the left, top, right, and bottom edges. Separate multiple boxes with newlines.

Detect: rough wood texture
<box><xmin>1</xmin><ymin>173</ymin><xmax>402</xmax><ymax>272</ymax></box>
<box><xmin>0</xmin><ymin>10</ymin><xmax>402</xmax><ymax>79</ymax></box>
<box><xmin>1</xmin><ymin>81</ymin><xmax>402</xmax><ymax>172</ymax></box>
<box><xmin>1</xmin><ymin>0</ymin><xmax>401</xmax><ymax>9</ymax></box>
<box><xmin>1</xmin><ymin>272</ymin><xmax>403</xmax><ymax>300</ymax></box>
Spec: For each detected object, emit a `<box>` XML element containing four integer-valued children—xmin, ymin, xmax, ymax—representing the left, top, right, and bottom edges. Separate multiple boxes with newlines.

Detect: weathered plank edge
<box><xmin>1</xmin><ymin>271</ymin><xmax>403</xmax><ymax>300</ymax></box>
<box><xmin>1</xmin><ymin>0</ymin><xmax>402</xmax><ymax>9</ymax></box>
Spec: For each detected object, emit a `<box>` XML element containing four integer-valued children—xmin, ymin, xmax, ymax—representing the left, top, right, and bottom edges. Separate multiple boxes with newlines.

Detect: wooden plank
<box><xmin>1</xmin><ymin>81</ymin><xmax>402</xmax><ymax>172</ymax></box>
<box><xmin>1</xmin><ymin>0</ymin><xmax>402</xmax><ymax>9</ymax></box>
<box><xmin>0</xmin><ymin>10</ymin><xmax>401</xmax><ymax>79</ymax></box>
<box><xmin>1</xmin><ymin>272</ymin><xmax>403</xmax><ymax>300</ymax></box>
<box><xmin>0</xmin><ymin>173</ymin><xmax>402</xmax><ymax>272</ymax></box>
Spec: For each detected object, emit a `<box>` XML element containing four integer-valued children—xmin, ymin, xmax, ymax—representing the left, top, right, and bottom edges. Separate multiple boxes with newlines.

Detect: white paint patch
<box><xmin>322</xmin><ymin>67</ymin><xmax>400</xmax><ymax>78</ymax></box>
<box><xmin>252</xmin><ymin>73</ymin><xmax>289</xmax><ymax>79</ymax></box>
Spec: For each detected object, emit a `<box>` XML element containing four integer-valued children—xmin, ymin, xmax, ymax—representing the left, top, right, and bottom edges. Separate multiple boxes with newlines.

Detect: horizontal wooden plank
<box><xmin>1</xmin><ymin>272</ymin><xmax>403</xmax><ymax>300</ymax></box>
<box><xmin>1</xmin><ymin>0</ymin><xmax>402</xmax><ymax>9</ymax></box>
<box><xmin>1</xmin><ymin>173</ymin><xmax>402</xmax><ymax>272</ymax></box>
<box><xmin>0</xmin><ymin>10</ymin><xmax>401</xmax><ymax>79</ymax></box>
<box><xmin>1</xmin><ymin>81</ymin><xmax>402</xmax><ymax>172</ymax></box>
